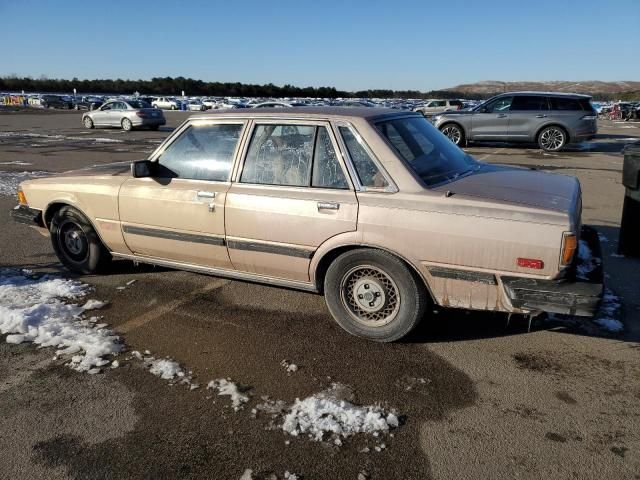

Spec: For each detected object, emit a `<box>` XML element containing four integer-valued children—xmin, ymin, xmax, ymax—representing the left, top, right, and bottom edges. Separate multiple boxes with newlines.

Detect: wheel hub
<box><xmin>64</xmin><ymin>230</ymin><xmax>83</xmax><ymax>254</ymax></box>
<box><xmin>353</xmin><ymin>277</ymin><xmax>386</xmax><ymax>313</ymax></box>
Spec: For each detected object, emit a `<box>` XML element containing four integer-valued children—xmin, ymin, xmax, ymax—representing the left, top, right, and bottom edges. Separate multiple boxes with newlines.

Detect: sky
<box><xmin>1</xmin><ymin>0</ymin><xmax>638</xmax><ymax>92</ymax></box>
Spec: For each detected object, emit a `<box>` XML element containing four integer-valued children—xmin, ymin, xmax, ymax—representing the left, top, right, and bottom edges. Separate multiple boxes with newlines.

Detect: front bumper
<box><xmin>10</xmin><ymin>205</ymin><xmax>44</xmax><ymax>227</ymax></box>
<box><xmin>502</xmin><ymin>226</ymin><xmax>604</xmax><ymax>317</ymax></box>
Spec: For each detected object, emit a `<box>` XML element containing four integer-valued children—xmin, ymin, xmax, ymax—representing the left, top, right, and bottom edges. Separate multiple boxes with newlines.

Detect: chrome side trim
<box><xmin>427</xmin><ymin>266</ymin><xmax>497</xmax><ymax>285</ymax></box>
<box><xmin>110</xmin><ymin>252</ymin><xmax>318</xmax><ymax>292</ymax></box>
<box><xmin>227</xmin><ymin>238</ymin><xmax>314</xmax><ymax>259</ymax></box>
<box><xmin>122</xmin><ymin>225</ymin><xmax>225</xmax><ymax>246</ymax></box>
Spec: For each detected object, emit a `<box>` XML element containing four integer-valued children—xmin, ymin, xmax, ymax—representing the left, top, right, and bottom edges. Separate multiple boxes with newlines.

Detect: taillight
<box><xmin>136</xmin><ymin>111</ymin><xmax>148</xmax><ymax>118</ymax></box>
<box><xmin>561</xmin><ymin>233</ymin><xmax>577</xmax><ymax>265</ymax></box>
<box><xmin>17</xmin><ymin>189</ymin><xmax>27</xmax><ymax>205</ymax></box>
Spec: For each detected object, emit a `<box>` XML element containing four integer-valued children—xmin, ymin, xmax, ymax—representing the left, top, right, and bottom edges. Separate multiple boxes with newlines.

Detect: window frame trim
<box><xmin>232</xmin><ymin>119</ymin><xmax>355</xmax><ymax>191</ymax></box>
<box><xmin>147</xmin><ymin>118</ymin><xmax>248</xmax><ymax>183</ymax></box>
<box><xmin>332</xmin><ymin>120</ymin><xmax>398</xmax><ymax>193</ymax></box>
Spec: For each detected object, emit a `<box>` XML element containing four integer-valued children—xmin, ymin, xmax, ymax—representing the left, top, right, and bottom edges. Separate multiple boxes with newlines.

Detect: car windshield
<box><xmin>375</xmin><ymin>116</ymin><xmax>477</xmax><ymax>186</ymax></box>
<box><xmin>127</xmin><ymin>100</ymin><xmax>150</xmax><ymax>109</ymax></box>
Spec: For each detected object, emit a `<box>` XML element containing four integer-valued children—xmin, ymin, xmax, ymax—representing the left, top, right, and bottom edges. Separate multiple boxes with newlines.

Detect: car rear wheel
<box><xmin>83</xmin><ymin>116</ymin><xmax>94</xmax><ymax>129</ymax></box>
<box><xmin>171</xmin><ymin>105</ymin><xmax>176</xmax><ymax>110</ymax></box>
<box><xmin>50</xmin><ymin>206</ymin><xmax>111</xmax><ymax>274</ymax></box>
<box><xmin>538</xmin><ymin>126</ymin><xmax>566</xmax><ymax>151</ymax></box>
<box><xmin>324</xmin><ymin>249</ymin><xmax>428</xmax><ymax>342</ymax></box>
<box><xmin>440</xmin><ymin>123</ymin><xmax>465</xmax><ymax>147</ymax></box>
<box><xmin>121</xmin><ymin>118</ymin><xmax>133</xmax><ymax>131</ymax></box>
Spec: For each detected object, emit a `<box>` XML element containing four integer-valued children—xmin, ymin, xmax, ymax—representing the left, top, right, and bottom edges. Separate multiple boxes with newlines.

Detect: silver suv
<box><xmin>432</xmin><ymin>92</ymin><xmax>598</xmax><ymax>151</ymax></box>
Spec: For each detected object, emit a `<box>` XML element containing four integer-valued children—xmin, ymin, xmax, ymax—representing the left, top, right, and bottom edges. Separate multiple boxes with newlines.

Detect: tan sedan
<box><xmin>12</xmin><ymin>108</ymin><xmax>603</xmax><ymax>341</ymax></box>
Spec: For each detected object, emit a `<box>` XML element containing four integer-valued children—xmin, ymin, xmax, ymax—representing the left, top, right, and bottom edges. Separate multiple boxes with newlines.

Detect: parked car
<box><xmin>73</xmin><ymin>96</ymin><xmax>104</xmax><ymax>111</ymax></box>
<box><xmin>187</xmin><ymin>100</ymin><xmax>206</xmax><ymax>111</ymax></box>
<box><xmin>414</xmin><ymin>99</ymin><xmax>463</xmax><ymax>117</ymax></box>
<box><xmin>81</xmin><ymin>100</ymin><xmax>166</xmax><ymax>131</ymax></box>
<box><xmin>12</xmin><ymin>107</ymin><xmax>602</xmax><ymax>342</ymax></box>
<box><xmin>152</xmin><ymin>97</ymin><xmax>180</xmax><ymax>110</ymax></box>
<box><xmin>40</xmin><ymin>95</ymin><xmax>73</xmax><ymax>109</ymax></box>
<box><xmin>432</xmin><ymin>92</ymin><xmax>598</xmax><ymax>151</ymax></box>
<box><xmin>252</xmin><ymin>101</ymin><xmax>306</xmax><ymax>108</ymax></box>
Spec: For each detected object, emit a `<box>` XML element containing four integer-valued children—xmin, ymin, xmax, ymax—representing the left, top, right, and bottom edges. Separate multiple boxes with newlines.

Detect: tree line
<box><xmin>0</xmin><ymin>76</ymin><xmax>636</xmax><ymax>101</ymax></box>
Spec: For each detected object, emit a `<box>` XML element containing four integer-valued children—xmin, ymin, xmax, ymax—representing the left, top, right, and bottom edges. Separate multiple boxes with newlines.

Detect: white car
<box><xmin>414</xmin><ymin>99</ymin><xmax>463</xmax><ymax>117</ymax></box>
<box><xmin>187</xmin><ymin>100</ymin><xmax>206</xmax><ymax>111</ymax></box>
<box><xmin>151</xmin><ymin>97</ymin><xmax>180</xmax><ymax>110</ymax></box>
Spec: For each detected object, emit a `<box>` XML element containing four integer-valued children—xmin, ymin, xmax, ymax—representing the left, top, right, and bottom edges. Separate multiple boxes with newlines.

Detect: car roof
<box><xmin>497</xmin><ymin>91</ymin><xmax>592</xmax><ymax>98</ymax></box>
<box><xmin>188</xmin><ymin>106</ymin><xmax>414</xmax><ymax>122</ymax></box>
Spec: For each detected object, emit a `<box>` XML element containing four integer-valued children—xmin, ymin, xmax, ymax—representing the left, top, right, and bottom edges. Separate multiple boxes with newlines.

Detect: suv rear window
<box><xmin>511</xmin><ymin>96</ymin><xmax>548</xmax><ymax>111</ymax></box>
<box><xmin>449</xmin><ymin>100</ymin><xmax>462</xmax><ymax>106</ymax></box>
<box><xmin>549</xmin><ymin>97</ymin><xmax>583</xmax><ymax>111</ymax></box>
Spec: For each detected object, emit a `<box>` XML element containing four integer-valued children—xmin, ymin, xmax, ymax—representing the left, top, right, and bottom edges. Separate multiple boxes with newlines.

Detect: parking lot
<box><xmin>1</xmin><ymin>108</ymin><xmax>639</xmax><ymax>479</ymax></box>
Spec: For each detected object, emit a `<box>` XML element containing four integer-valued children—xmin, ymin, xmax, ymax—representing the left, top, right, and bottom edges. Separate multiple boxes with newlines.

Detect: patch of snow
<box><xmin>207</xmin><ymin>378</ymin><xmax>249</xmax><ymax>411</ymax></box>
<box><xmin>239</xmin><ymin>469</ymin><xmax>253</xmax><ymax>480</ymax></box>
<box><xmin>281</xmin><ymin>359</ymin><xmax>298</xmax><ymax>374</ymax></box>
<box><xmin>576</xmin><ymin>240</ymin><xmax>600</xmax><ymax>279</ymax></box>
<box><xmin>82</xmin><ymin>299</ymin><xmax>108</xmax><ymax>310</ymax></box>
<box><xmin>281</xmin><ymin>383</ymin><xmax>399</xmax><ymax>442</ymax></box>
<box><xmin>0</xmin><ymin>171</ymin><xmax>51</xmax><ymax>196</ymax></box>
<box><xmin>0</xmin><ymin>268</ymin><xmax>121</xmax><ymax>372</ymax></box>
<box><xmin>148</xmin><ymin>358</ymin><xmax>185</xmax><ymax>380</ymax></box>
<box><xmin>594</xmin><ymin>289</ymin><xmax>623</xmax><ymax>332</ymax></box>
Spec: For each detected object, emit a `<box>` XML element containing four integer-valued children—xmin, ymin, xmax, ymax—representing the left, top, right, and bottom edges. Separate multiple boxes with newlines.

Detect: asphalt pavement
<box><xmin>1</xmin><ymin>108</ymin><xmax>639</xmax><ymax>480</ymax></box>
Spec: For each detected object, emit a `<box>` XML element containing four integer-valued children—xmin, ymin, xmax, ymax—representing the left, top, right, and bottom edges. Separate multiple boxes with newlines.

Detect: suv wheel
<box><xmin>50</xmin><ymin>206</ymin><xmax>111</xmax><ymax>274</ymax></box>
<box><xmin>440</xmin><ymin>123</ymin><xmax>465</xmax><ymax>147</ymax></box>
<box><xmin>324</xmin><ymin>249</ymin><xmax>428</xmax><ymax>342</ymax></box>
<box><xmin>538</xmin><ymin>126</ymin><xmax>566</xmax><ymax>151</ymax></box>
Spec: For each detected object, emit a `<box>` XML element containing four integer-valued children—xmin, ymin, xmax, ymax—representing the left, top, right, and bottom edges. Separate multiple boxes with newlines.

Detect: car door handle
<box><xmin>196</xmin><ymin>191</ymin><xmax>216</xmax><ymax>199</ymax></box>
<box><xmin>536</xmin><ymin>114</ymin><xmax>547</xmax><ymax>118</ymax></box>
<box><xmin>317</xmin><ymin>202</ymin><xmax>340</xmax><ymax>211</ymax></box>
<box><xmin>497</xmin><ymin>114</ymin><xmax>508</xmax><ymax>118</ymax></box>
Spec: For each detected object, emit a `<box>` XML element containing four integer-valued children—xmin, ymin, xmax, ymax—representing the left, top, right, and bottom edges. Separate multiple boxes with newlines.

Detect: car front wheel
<box><xmin>538</xmin><ymin>126</ymin><xmax>566</xmax><ymax>151</ymax></box>
<box><xmin>50</xmin><ymin>206</ymin><xmax>111</xmax><ymax>274</ymax></box>
<box><xmin>324</xmin><ymin>249</ymin><xmax>428</xmax><ymax>342</ymax></box>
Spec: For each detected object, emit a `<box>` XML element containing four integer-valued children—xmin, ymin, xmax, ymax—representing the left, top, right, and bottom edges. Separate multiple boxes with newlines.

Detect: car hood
<box><xmin>434</xmin><ymin>164</ymin><xmax>580</xmax><ymax>213</ymax></box>
<box><xmin>62</xmin><ymin>161</ymin><xmax>133</xmax><ymax>177</ymax></box>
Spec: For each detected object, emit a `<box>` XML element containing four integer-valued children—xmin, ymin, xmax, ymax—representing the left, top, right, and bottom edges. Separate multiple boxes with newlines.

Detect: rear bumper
<box><xmin>132</xmin><ymin>117</ymin><xmax>166</xmax><ymax>127</ymax></box>
<box><xmin>10</xmin><ymin>205</ymin><xmax>44</xmax><ymax>227</ymax></box>
<box><xmin>502</xmin><ymin>226</ymin><xmax>604</xmax><ymax>317</ymax></box>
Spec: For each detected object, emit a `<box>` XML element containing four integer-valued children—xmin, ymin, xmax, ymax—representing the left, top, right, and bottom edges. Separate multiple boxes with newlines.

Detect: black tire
<box><xmin>83</xmin><ymin>116</ymin><xmax>94</xmax><ymax>129</ymax></box>
<box><xmin>121</xmin><ymin>118</ymin><xmax>133</xmax><ymax>131</ymax></box>
<box><xmin>324</xmin><ymin>249</ymin><xmax>428</xmax><ymax>342</ymax></box>
<box><xmin>439</xmin><ymin>123</ymin><xmax>466</xmax><ymax>147</ymax></box>
<box><xmin>50</xmin><ymin>206</ymin><xmax>111</xmax><ymax>274</ymax></box>
<box><xmin>537</xmin><ymin>125</ymin><xmax>567</xmax><ymax>152</ymax></box>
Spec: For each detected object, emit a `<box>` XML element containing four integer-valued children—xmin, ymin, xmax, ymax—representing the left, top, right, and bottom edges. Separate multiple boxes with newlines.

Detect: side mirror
<box><xmin>131</xmin><ymin>160</ymin><xmax>154</xmax><ymax>178</ymax></box>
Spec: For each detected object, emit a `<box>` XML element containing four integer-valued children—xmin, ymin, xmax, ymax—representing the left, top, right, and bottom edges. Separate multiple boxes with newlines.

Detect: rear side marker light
<box><xmin>561</xmin><ymin>233</ymin><xmax>578</xmax><ymax>265</ymax></box>
<box><xmin>517</xmin><ymin>258</ymin><xmax>544</xmax><ymax>269</ymax></box>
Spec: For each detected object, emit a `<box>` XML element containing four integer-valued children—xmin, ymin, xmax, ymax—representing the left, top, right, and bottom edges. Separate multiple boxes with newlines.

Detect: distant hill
<box><xmin>447</xmin><ymin>80</ymin><xmax>640</xmax><ymax>95</ymax></box>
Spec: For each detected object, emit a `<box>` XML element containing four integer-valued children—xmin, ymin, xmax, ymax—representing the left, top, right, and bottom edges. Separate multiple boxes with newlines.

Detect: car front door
<box><xmin>91</xmin><ymin>102</ymin><xmax>114</xmax><ymax>125</ymax></box>
<box><xmin>470</xmin><ymin>96</ymin><xmax>513</xmax><ymax>140</ymax></box>
<box><xmin>507</xmin><ymin>95</ymin><xmax>549</xmax><ymax>141</ymax></box>
<box><xmin>225</xmin><ymin>121</ymin><xmax>358</xmax><ymax>282</ymax></box>
<box><xmin>118</xmin><ymin>120</ymin><xmax>246</xmax><ymax>268</ymax></box>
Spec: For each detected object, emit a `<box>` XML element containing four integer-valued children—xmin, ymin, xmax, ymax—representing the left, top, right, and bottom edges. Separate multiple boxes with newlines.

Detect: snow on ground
<box><xmin>576</xmin><ymin>239</ymin><xmax>600</xmax><ymax>279</ymax></box>
<box><xmin>239</xmin><ymin>469</ymin><xmax>300</xmax><ymax>480</ymax></box>
<box><xmin>281</xmin><ymin>383</ymin><xmax>399</xmax><ymax>442</ymax></box>
<box><xmin>0</xmin><ymin>131</ymin><xmax>124</xmax><ymax>143</ymax></box>
<box><xmin>0</xmin><ymin>268</ymin><xmax>120</xmax><ymax>371</ymax></box>
<box><xmin>148</xmin><ymin>358</ymin><xmax>186</xmax><ymax>380</ymax></box>
<box><xmin>208</xmin><ymin>378</ymin><xmax>249</xmax><ymax>410</ymax></box>
<box><xmin>0</xmin><ymin>171</ymin><xmax>50</xmax><ymax>196</ymax></box>
<box><xmin>593</xmin><ymin>289</ymin><xmax>624</xmax><ymax>332</ymax></box>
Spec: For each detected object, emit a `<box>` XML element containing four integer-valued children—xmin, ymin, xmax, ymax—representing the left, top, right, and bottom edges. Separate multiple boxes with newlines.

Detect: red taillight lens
<box><xmin>517</xmin><ymin>258</ymin><xmax>544</xmax><ymax>269</ymax></box>
<box><xmin>136</xmin><ymin>111</ymin><xmax>147</xmax><ymax>118</ymax></box>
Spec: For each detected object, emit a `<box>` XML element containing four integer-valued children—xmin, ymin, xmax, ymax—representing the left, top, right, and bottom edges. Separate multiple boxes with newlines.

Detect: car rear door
<box><xmin>470</xmin><ymin>96</ymin><xmax>513</xmax><ymax>140</ymax></box>
<box><xmin>507</xmin><ymin>95</ymin><xmax>549</xmax><ymax>141</ymax></box>
<box><xmin>225</xmin><ymin>120</ymin><xmax>358</xmax><ymax>282</ymax></box>
<box><xmin>118</xmin><ymin>119</ymin><xmax>246</xmax><ymax>268</ymax></box>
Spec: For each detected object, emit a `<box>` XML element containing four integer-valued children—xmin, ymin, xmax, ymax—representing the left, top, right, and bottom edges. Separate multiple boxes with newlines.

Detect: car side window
<box><xmin>485</xmin><ymin>97</ymin><xmax>513</xmax><ymax>113</ymax></box>
<box><xmin>157</xmin><ymin>123</ymin><xmax>243</xmax><ymax>181</ymax></box>
<box><xmin>550</xmin><ymin>97</ymin><xmax>582</xmax><ymax>111</ymax></box>
<box><xmin>101</xmin><ymin>103</ymin><xmax>112</xmax><ymax>111</ymax></box>
<box><xmin>241</xmin><ymin>124</ymin><xmax>314</xmax><ymax>187</ymax></box>
<box><xmin>339</xmin><ymin>126</ymin><xmax>389</xmax><ymax>189</ymax></box>
<box><xmin>312</xmin><ymin>127</ymin><xmax>348</xmax><ymax>189</ymax></box>
<box><xmin>511</xmin><ymin>96</ymin><xmax>548</xmax><ymax>111</ymax></box>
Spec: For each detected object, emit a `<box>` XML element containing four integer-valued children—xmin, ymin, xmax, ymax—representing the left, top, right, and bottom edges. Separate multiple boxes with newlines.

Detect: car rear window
<box><xmin>127</xmin><ymin>100</ymin><xmax>151</xmax><ymax>109</ymax></box>
<box><xmin>550</xmin><ymin>97</ymin><xmax>584</xmax><ymax>111</ymax></box>
<box><xmin>511</xmin><ymin>96</ymin><xmax>549</xmax><ymax>110</ymax></box>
